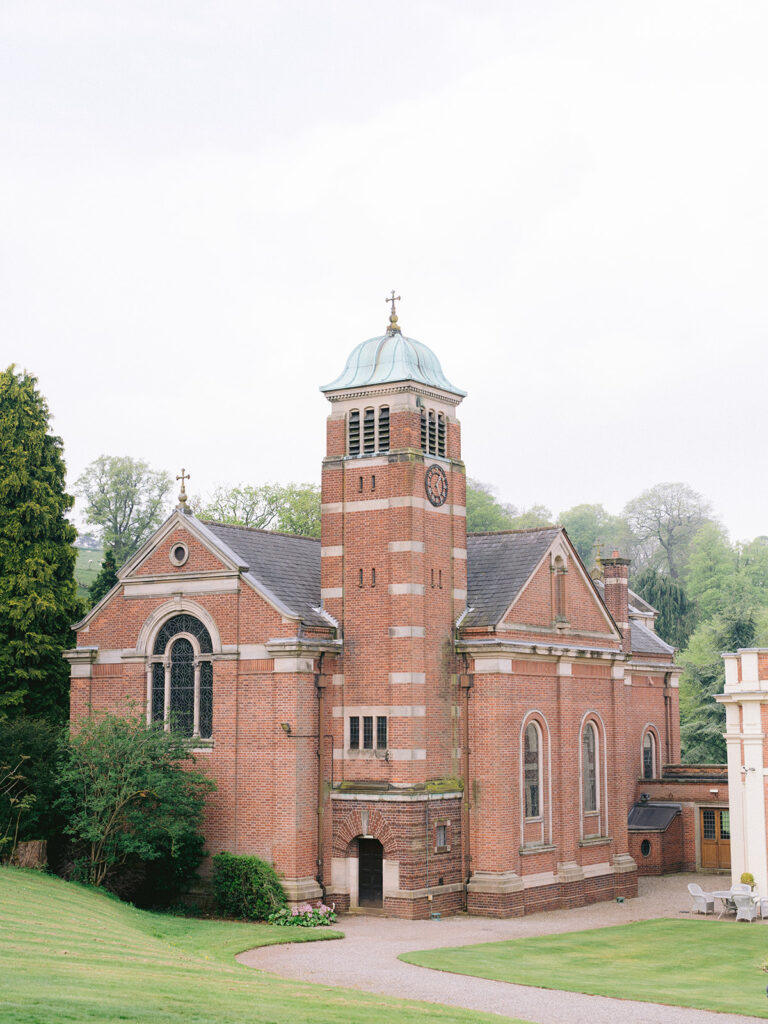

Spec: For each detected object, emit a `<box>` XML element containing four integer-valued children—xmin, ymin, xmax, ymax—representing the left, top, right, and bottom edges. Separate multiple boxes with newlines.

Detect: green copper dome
<box><xmin>320</xmin><ymin>332</ymin><xmax>466</xmax><ymax>397</ymax></box>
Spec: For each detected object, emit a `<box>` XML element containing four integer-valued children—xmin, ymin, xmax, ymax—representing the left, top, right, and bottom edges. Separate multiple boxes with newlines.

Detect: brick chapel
<box><xmin>65</xmin><ymin>299</ymin><xmax>713</xmax><ymax>918</ymax></box>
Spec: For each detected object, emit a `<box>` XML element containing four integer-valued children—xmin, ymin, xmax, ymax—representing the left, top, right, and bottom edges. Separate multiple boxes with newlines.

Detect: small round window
<box><xmin>169</xmin><ymin>542</ymin><xmax>189</xmax><ymax>567</ymax></box>
<box><xmin>640</xmin><ymin>839</ymin><xmax>651</xmax><ymax>857</ymax></box>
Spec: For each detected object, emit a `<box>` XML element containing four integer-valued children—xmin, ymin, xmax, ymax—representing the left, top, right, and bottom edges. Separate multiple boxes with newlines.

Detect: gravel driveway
<box><xmin>238</xmin><ymin>873</ymin><xmax>766</xmax><ymax>1024</ymax></box>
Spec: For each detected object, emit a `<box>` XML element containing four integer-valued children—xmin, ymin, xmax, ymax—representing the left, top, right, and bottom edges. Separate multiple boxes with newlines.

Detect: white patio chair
<box><xmin>732</xmin><ymin>883</ymin><xmax>752</xmax><ymax>894</ymax></box>
<box><xmin>735</xmin><ymin>893</ymin><xmax>757</xmax><ymax>922</ymax></box>
<box><xmin>688</xmin><ymin>882</ymin><xmax>714</xmax><ymax>915</ymax></box>
<box><xmin>759</xmin><ymin>898</ymin><xmax>768</xmax><ymax>920</ymax></box>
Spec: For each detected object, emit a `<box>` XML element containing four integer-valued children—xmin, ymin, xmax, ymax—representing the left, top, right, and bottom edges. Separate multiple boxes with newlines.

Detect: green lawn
<box><xmin>401</xmin><ymin>917</ymin><xmax>768</xmax><ymax>1018</ymax></box>
<box><xmin>75</xmin><ymin>546</ymin><xmax>104</xmax><ymax>598</ymax></box>
<box><xmin>0</xmin><ymin>868</ymin><xmax>516</xmax><ymax>1024</ymax></box>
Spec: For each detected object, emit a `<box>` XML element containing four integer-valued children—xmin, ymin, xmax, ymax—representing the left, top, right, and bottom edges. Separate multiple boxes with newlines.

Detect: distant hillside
<box><xmin>74</xmin><ymin>546</ymin><xmax>104</xmax><ymax>599</ymax></box>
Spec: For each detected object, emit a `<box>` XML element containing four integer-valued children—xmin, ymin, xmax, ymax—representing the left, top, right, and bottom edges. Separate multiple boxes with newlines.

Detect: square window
<box><xmin>363</xmin><ymin>716</ymin><xmax>373</xmax><ymax>749</ymax></box>
<box><xmin>349</xmin><ymin>717</ymin><xmax>359</xmax><ymax>749</ymax></box>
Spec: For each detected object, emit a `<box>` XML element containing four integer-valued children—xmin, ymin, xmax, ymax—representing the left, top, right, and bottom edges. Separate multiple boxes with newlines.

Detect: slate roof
<box><xmin>201</xmin><ymin>521</ymin><xmax>327</xmax><ymax>628</ymax></box>
<box><xmin>631</xmin><ymin>619</ymin><xmax>675</xmax><ymax>657</ymax></box>
<box><xmin>627</xmin><ymin>802</ymin><xmax>681</xmax><ymax>832</ymax></box>
<box><xmin>463</xmin><ymin>529</ymin><xmax>560</xmax><ymax>628</ymax></box>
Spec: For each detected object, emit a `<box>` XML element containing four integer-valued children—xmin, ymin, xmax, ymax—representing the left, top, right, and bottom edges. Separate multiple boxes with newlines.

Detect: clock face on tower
<box><xmin>425</xmin><ymin>464</ymin><xmax>448</xmax><ymax>507</ymax></box>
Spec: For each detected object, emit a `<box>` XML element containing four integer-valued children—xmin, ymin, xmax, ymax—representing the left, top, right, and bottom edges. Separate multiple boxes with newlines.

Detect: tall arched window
<box><xmin>643</xmin><ymin>730</ymin><xmax>657</xmax><ymax>779</ymax></box>
<box><xmin>524</xmin><ymin>722</ymin><xmax>541</xmax><ymax>818</ymax></box>
<box><xmin>150</xmin><ymin>614</ymin><xmax>213</xmax><ymax>739</ymax></box>
<box><xmin>582</xmin><ymin>722</ymin><xmax>598</xmax><ymax>814</ymax></box>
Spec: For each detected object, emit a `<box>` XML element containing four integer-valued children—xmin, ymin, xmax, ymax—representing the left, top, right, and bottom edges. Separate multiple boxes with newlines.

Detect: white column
<box><xmin>723</xmin><ymin>702</ymin><xmax>747</xmax><ymax>883</ymax></box>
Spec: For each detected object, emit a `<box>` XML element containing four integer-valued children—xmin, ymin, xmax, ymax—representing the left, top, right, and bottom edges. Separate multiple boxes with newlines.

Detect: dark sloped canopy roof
<box><xmin>202</xmin><ymin>521</ymin><xmax>326</xmax><ymax>628</ymax></box>
<box><xmin>628</xmin><ymin>802</ymin><xmax>681</xmax><ymax>832</ymax></box>
<box><xmin>464</xmin><ymin>529</ymin><xmax>560</xmax><ymax>628</ymax></box>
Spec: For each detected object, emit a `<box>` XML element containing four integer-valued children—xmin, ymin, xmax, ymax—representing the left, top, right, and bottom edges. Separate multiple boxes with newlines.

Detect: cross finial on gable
<box><xmin>385</xmin><ymin>290</ymin><xmax>402</xmax><ymax>334</ymax></box>
<box><xmin>176</xmin><ymin>468</ymin><xmax>190</xmax><ymax>511</ymax></box>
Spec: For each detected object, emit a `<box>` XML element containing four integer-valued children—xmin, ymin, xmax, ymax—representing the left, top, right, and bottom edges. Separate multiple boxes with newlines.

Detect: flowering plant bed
<box><xmin>268</xmin><ymin>902</ymin><xmax>337</xmax><ymax>927</ymax></box>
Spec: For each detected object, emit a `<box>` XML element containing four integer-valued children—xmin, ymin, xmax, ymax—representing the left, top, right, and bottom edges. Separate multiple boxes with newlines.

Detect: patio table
<box><xmin>712</xmin><ymin>888</ymin><xmax>758</xmax><ymax>918</ymax></box>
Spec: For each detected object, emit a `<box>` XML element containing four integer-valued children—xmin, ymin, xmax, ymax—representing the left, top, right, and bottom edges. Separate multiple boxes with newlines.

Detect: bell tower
<box><xmin>320</xmin><ymin>297</ymin><xmax>467</xmax><ymax>791</ymax></box>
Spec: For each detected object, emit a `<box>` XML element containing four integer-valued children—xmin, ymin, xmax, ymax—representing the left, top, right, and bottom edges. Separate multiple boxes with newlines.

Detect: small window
<box><xmin>428</xmin><ymin>410</ymin><xmax>436</xmax><ymax>455</ymax></box>
<box><xmin>169</xmin><ymin>542</ymin><xmax>189</xmax><ymax>567</ymax></box>
<box><xmin>363</xmin><ymin>408</ymin><xmax>375</xmax><ymax>453</ymax></box>
<box><xmin>358</xmin><ymin>568</ymin><xmax>363</xmax><ymax>587</ymax></box>
<box><xmin>371</xmin><ymin>568</ymin><xmax>376</xmax><ymax>587</ymax></box>
<box><xmin>349</xmin><ymin>717</ymin><xmax>360</xmax><ymax>749</ymax></box>
<box><xmin>348</xmin><ymin>410</ymin><xmax>360</xmax><ymax>455</ymax></box>
<box><xmin>358</xmin><ymin>475</ymin><xmax>364</xmax><ymax>492</ymax></box>
<box><xmin>437</xmin><ymin>413</ymin><xmax>446</xmax><ymax>457</ymax></box>
<box><xmin>642</xmin><ymin>731</ymin><xmax>656</xmax><ymax>779</ymax></box>
<box><xmin>431</xmin><ymin>568</ymin><xmax>435</xmax><ymax>588</ymax></box>
<box><xmin>524</xmin><ymin>722</ymin><xmax>540</xmax><ymax>818</ymax></box>
<box><xmin>436</xmin><ymin>823</ymin><xmax>447</xmax><ymax>849</ymax></box>
<box><xmin>438</xmin><ymin>569</ymin><xmax>442</xmax><ymax>589</ymax></box>
<box><xmin>363</xmin><ymin>716</ymin><xmax>373</xmax><ymax>749</ymax></box>
<box><xmin>378</xmin><ymin>406</ymin><xmax>390</xmax><ymax>452</ymax></box>
<box><xmin>582</xmin><ymin>722</ymin><xmax>598</xmax><ymax>814</ymax></box>
<box><xmin>640</xmin><ymin>839</ymin><xmax>651</xmax><ymax>857</ymax></box>
<box><xmin>376</xmin><ymin>716</ymin><xmax>387</xmax><ymax>749</ymax></box>
<box><xmin>371</xmin><ymin>474</ymin><xmax>376</xmax><ymax>491</ymax></box>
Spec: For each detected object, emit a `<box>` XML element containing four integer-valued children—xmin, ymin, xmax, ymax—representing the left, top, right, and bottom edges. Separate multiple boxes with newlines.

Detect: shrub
<box><xmin>55</xmin><ymin>710</ymin><xmax>215</xmax><ymax>896</ymax></box>
<box><xmin>211</xmin><ymin>853</ymin><xmax>286</xmax><ymax>920</ymax></box>
<box><xmin>268</xmin><ymin>902</ymin><xmax>337</xmax><ymax>927</ymax></box>
<box><xmin>741</xmin><ymin>872</ymin><xmax>755</xmax><ymax>888</ymax></box>
<box><xmin>0</xmin><ymin>716</ymin><xmax>62</xmax><ymax>859</ymax></box>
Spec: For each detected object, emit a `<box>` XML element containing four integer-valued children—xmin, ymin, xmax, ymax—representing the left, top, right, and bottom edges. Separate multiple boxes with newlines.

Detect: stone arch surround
<box><xmin>333</xmin><ymin>805</ymin><xmax>400</xmax><ymax>861</ymax></box>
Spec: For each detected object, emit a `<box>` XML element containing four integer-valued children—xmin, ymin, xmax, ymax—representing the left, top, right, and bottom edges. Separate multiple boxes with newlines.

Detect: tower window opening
<box><xmin>359</xmin><ymin>476</ymin><xmax>364</xmax><ymax>492</ymax></box>
<box><xmin>371</xmin><ymin>474</ymin><xmax>375</xmax><ymax>491</ymax></box>
<box><xmin>348</xmin><ymin>410</ymin><xmax>360</xmax><ymax>455</ymax></box>
<box><xmin>349</xmin><ymin>716</ymin><xmax>360</xmax><ymax>749</ymax></box>
<box><xmin>428</xmin><ymin>410</ymin><xmax>436</xmax><ymax>455</ymax></box>
<box><xmin>371</xmin><ymin>567</ymin><xmax>376</xmax><ymax>587</ymax></box>
<box><xmin>363</xmin><ymin>408</ymin><xmax>375</xmax><ymax>453</ymax></box>
<box><xmin>363</xmin><ymin>716</ymin><xmax>374</xmax><ymax>749</ymax></box>
<box><xmin>438</xmin><ymin>569</ymin><xmax>442</xmax><ymax>589</ymax></box>
<box><xmin>378</xmin><ymin>406</ymin><xmax>390</xmax><ymax>452</ymax></box>
<box><xmin>359</xmin><ymin>568</ymin><xmax>364</xmax><ymax>588</ymax></box>
<box><xmin>431</xmin><ymin>568</ymin><xmax>435</xmax><ymax>588</ymax></box>
<box><xmin>437</xmin><ymin>413</ymin><xmax>446</xmax><ymax>457</ymax></box>
<box><xmin>420</xmin><ymin>408</ymin><xmax>427</xmax><ymax>451</ymax></box>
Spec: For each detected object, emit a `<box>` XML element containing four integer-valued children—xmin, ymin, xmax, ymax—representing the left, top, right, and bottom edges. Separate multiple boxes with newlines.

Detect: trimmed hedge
<box><xmin>211</xmin><ymin>852</ymin><xmax>287</xmax><ymax>920</ymax></box>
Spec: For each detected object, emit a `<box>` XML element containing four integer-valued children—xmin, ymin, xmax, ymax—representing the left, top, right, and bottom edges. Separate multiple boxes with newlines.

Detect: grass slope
<box><xmin>0</xmin><ymin>868</ymin><xmax>516</xmax><ymax>1024</ymax></box>
<box><xmin>401</xmin><ymin>918</ymin><xmax>768</xmax><ymax>1018</ymax></box>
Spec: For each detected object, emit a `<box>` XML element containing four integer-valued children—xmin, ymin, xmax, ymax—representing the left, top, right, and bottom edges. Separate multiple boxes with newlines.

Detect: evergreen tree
<box><xmin>632</xmin><ymin>567</ymin><xmax>698</xmax><ymax>650</ymax></box>
<box><xmin>89</xmin><ymin>549</ymin><xmax>119</xmax><ymax>606</ymax></box>
<box><xmin>0</xmin><ymin>367</ymin><xmax>81</xmax><ymax>720</ymax></box>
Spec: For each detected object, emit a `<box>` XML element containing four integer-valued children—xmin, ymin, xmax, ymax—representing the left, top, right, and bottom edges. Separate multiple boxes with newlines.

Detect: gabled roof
<box><xmin>464</xmin><ymin>528</ymin><xmax>561</xmax><ymax>628</ymax></box>
<box><xmin>202</xmin><ymin>521</ymin><xmax>326</xmax><ymax>628</ymax></box>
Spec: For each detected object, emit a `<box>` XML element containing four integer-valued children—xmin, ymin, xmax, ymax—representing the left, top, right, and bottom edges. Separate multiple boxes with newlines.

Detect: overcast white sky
<box><xmin>2</xmin><ymin>1</ymin><xmax>767</xmax><ymax>539</ymax></box>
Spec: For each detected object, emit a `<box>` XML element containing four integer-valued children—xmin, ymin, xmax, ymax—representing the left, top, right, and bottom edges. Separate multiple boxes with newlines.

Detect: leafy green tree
<box><xmin>679</xmin><ymin>611</ymin><xmax>759</xmax><ymax>763</ymax></box>
<box><xmin>508</xmin><ymin>505</ymin><xmax>554</xmax><ymax>529</ymax></box>
<box><xmin>623</xmin><ymin>482</ymin><xmax>712</xmax><ymax>578</ymax></box>
<box><xmin>75</xmin><ymin>456</ymin><xmax>173</xmax><ymax>565</ymax></box>
<box><xmin>0</xmin><ymin>366</ymin><xmax>81</xmax><ymax>720</ymax></box>
<box><xmin>198</xmin><ymin>482</ymin><xmax>321</xmax><ymax>538</ymax></box>
<box><xmin>465</xmin><ymin>479</ymin><xmax>517</xmax><ymax>533</ymax></box>
<box><xmin>0</xmin><ymin>716</ymin><xmax>62</xmax><ymax>856</ymax></box>
<box><xmin>685</xmin><ymin>523</ymin><xmax>740</xmax><ymax>620</ymax></box>
<box><xmin>88</xmin><ymin>549</ymin><xmax>119</xmax><ymax>606</ymax></box>
<box><xmin>632</xmin><ymin>568</ymin><xmax>698</xmax><ymax>650</ymax></box>
<box><xmin>558</xmin><ymin>503</ymin><xmax>632</xmax><ymax>566</ymax></box>
<box><xmin>56</xmin><ymin>710</ymin><xmax>215</xmax><ymax>892</ymax></box>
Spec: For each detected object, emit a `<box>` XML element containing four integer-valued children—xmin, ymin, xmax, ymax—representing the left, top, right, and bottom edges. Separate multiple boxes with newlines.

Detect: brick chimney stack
<box><xmin>602</xmin><ymin>551</ymin><xmax>632</xmax><ymax>653</ymax></box>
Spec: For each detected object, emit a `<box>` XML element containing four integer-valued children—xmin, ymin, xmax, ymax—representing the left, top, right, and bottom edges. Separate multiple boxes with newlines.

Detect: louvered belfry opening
<box><xmin>378</xmin><ymin>405</ymin><xmax>390</xmax><ymax>451</ymax></box>
<box><xmin>428</xmin><ymin>410</ymin><xmax>436</xmax><ymax>454</ymax></box>
<box><xmin>420</xmin><ymin>408</ymin><xmax>427</xmax><ymax>450</ymax></box>
<box><xmin>437</xmin><ymin>412</ymin><xmax>446</xmax><ymax>457</ymax></box>
<box><xmin>363</xmin><ymin>408</ymin><xmax>375</xmax><ymax>452</ymax></box>
<box><xmin>348</xmin><ymin>409</ymin><xmax>360</xmax><ymax>454</ymax></box>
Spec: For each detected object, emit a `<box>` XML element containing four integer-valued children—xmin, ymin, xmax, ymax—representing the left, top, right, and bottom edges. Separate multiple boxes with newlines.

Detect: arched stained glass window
<box><xmin>582</xmin><ymin>722</ymin><xmax>598</xmax><ymax>813</ymax></box>
<box><xmin>524</xmin><ymin>722</ymin><xmax>540</xmax><ymax>818</ymax></box>
<box><xmin>149</xmin><ymin>615</ymin><xmax>214</xmax><ymax>740</ymax></box>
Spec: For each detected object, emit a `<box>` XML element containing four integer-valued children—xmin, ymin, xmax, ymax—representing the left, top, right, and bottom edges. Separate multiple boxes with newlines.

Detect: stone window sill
<box><xmin>519</xmin><ymin>843</ymin><xmax>556</xmax><ymax>855</ymax></box>
<box><xmin>579</xmin><ymin>836</ymin><xmax>612</xmax><ymax>847</ymax></box>
<box><xmin>191</xmin><ymin>740</ymin><xmax>214</xmax><ymax>753</ymax></box>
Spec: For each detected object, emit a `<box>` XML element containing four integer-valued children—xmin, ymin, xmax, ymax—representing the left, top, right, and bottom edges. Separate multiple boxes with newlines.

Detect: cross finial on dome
<box><xmin>385</xmin><ymin>290</ymin><xmax>402</xmax><ymax>334</ymax></box>
<box><xmin>176</xmin><ymin>468</ymin><xmax>190</xmax><ymax>512</ymax></box>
